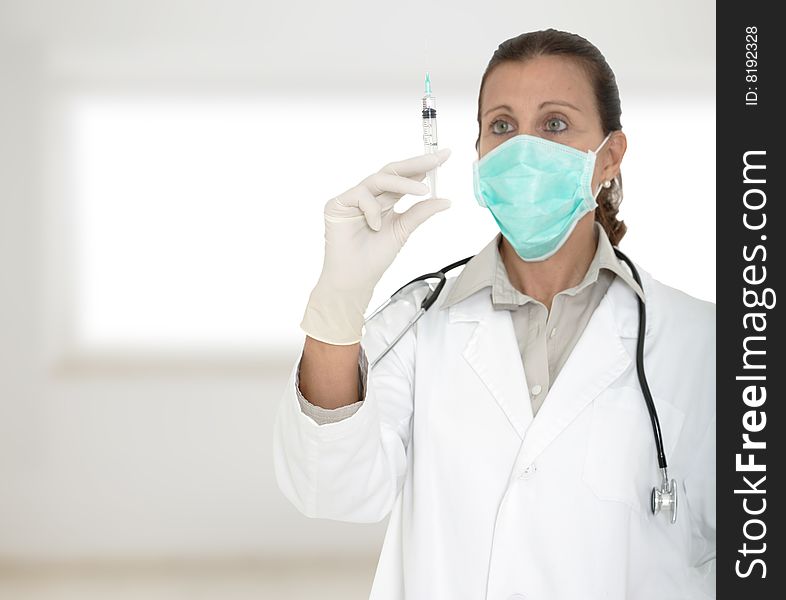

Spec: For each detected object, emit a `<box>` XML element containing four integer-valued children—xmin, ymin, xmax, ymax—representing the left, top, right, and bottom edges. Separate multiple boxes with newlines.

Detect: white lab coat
<box><xmin>273</xmin><ymin>265</ymin><xmax>716</xmax><ymax>600</ymax></box>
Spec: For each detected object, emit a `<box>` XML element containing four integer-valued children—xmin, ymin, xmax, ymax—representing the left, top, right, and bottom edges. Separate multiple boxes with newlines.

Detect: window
<box><xmin>51</xmin><ymin>91</ymin><xmax>714</xmax><ymax>369</ymax></box>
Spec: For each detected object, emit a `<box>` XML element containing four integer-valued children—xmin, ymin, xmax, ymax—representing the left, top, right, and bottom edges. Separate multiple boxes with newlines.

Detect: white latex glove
<box><xmin>300</xmin><ymin>148</ymin><xmax>452</xmax><ymax>345</ymax></box>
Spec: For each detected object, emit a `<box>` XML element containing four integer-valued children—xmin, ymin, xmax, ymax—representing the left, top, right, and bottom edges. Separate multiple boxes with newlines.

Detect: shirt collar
<box><xmin>592</xmin><ymin>222</ymin><xmax>646</xmax><ymax>302</ymax></box>
<box><xmin>440</xmin><ymin>222</ymin><xmax>645</xmax><ymax>310</ymax></box>
<box><xmin>439</xmin><ymin>233</ymin><xmax>500</xmax><ymax>309</ymax></box>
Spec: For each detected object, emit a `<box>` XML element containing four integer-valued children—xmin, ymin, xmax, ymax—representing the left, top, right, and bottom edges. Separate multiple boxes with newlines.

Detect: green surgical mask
<box><xmin>473</xmin><ymin>133</ymin><xmax>612</xmax><ymax>261</ymax></box>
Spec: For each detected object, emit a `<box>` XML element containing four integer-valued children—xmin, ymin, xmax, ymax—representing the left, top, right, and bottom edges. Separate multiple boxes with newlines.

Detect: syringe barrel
<box><xmin>422</xmin><ymin>115</ymin><xmax>438</xmax><ymax>152</ymax></box>
<box><xmin>422</xmin><ymin>93</ymin><xmax>438</xmax><ymax>198</ymax></box>
<box><xmin>422</xmin><ymin>95</ymin><xmax>438</xmax><ymax>152</ymax></box>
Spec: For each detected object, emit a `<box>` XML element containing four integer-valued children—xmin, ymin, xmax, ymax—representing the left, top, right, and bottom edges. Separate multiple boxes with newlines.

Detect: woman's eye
<box><xmin>491</xmin><ymin>119</ymin><xmax>513</xmax><ymax>134</ymax></box>
<box><xmin>545</xmin><ymin>117</ymin><xmax>567</xmax><ymax>133</ymax></box>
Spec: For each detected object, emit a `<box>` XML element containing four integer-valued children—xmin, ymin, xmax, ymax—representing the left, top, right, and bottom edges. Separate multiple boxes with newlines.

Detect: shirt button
<box><xmin>530</xmin><ymin>384</ymin><xmax>542</xmax><ymax>396</ymax></box>
<box><xmin>550</xmin><ymin>327</ymin><xmax>557</xmax><ymax>338</ymax></box>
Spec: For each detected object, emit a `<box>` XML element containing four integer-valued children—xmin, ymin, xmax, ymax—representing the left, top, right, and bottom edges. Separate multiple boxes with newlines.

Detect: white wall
<box><xmin>0</xmin><ymin>0</ymin><xmax>714</xmax><ymax>562</ymax></box>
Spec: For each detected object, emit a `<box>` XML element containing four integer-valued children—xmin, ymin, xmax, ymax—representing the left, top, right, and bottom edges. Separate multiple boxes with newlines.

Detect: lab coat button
<box><xmin>530</xmin><ymin>384</ymin><xmax>542</xmax><ymax>396</ymax></box>
<box><xmin>518</xmin><ymin>464</ymin><xmax>537</xmax><ymax>480</ymax></box>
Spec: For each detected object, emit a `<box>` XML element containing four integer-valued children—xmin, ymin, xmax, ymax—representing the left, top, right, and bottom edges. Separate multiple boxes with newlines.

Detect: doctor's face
<box><xmin>478</xmin><ymin>56</ymin><xmax>623</xmax><ymax>191</ymax></box>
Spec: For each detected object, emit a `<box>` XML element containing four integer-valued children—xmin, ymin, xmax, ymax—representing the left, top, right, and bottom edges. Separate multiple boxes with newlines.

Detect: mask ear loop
<box><xmin>590</xmin><ymin>131</ymin><xmax>615</xmax><ymax>198</ymax></box>
<box><xmin>594</xmin><ymin>131</ymin><xmax>613</xmax><ymax>154</ymax></box>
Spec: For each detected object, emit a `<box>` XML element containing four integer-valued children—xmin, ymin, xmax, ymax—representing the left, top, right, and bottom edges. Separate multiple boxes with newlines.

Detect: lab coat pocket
<box><xmin>582</xmin><ymin>386</ymin><xmax>685</xmax><ymax>514</ymax></box>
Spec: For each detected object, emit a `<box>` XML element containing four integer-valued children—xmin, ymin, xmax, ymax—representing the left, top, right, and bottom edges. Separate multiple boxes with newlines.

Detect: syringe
<box><xmin>422</xmin><ymin>72</ymin><xmax>438</xmax><ymax>198</ymax></box>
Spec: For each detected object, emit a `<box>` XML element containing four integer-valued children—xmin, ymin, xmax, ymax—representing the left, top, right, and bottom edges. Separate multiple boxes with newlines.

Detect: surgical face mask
<box><xmin>472</xmin><ymin>132</ymin><xmax>612</xmax><ymax>262</ymax></box>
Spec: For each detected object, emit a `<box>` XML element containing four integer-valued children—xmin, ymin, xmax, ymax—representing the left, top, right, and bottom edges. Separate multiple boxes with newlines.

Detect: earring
<box><xmin>602</xmin><ymin>180</ymin><xmax>612</xmax><ymax>189</ymax></box>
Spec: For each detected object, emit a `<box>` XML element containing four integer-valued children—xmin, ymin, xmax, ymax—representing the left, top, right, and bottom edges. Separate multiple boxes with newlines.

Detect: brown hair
<box><xmin>476</xmin><ymin>29</ymin><xmax>627</xmax><ymax>245</ymax></box>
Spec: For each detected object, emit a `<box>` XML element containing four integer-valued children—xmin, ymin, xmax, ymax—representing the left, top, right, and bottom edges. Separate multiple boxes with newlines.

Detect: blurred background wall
<box><xmin>0</xmin><ymin>0</ymin><xmax>714</xmax><ymax>597</ymax></box>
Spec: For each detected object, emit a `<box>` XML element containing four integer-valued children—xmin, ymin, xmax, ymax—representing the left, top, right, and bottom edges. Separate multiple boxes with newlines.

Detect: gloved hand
<box><xmin>300</xmin><ymin>148</ymin><xmax>452</xmax><ymax>345</ymax></box>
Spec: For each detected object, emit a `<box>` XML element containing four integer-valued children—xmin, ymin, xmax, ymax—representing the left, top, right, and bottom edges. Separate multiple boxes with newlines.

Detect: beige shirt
<box><xmin>296</xmin><ymin>222</ymin><xmax>644</xmax><ymax>424</ymax></box>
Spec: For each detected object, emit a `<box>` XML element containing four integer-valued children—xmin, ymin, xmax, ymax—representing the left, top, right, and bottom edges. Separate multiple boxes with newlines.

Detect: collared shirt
<box><xmin>296</xmin><ymin>222</ymin><xmax>644</xmax><ymax>423</ymax></box>
<box><xmin>441</xmin><ymin>221</ymin><xmax>643</xmax><ymax>415</ymax></box>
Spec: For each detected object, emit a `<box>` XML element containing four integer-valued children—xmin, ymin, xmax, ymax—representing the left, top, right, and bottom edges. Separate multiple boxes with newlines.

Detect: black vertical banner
<box><xmin>717</xmin><ymin>2</ymin><xmax>783</xmax><ymax>596</ymax></box>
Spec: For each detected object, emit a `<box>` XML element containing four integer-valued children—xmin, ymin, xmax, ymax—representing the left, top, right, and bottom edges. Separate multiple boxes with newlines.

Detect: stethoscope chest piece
<box><xmin>650</xmin><ymin>469</ymin><xmax>678</xmax><ymax>524</ymax></box>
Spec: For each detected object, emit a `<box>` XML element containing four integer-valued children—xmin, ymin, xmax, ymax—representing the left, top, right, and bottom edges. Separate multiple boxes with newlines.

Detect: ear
<box><xmin>599</xmin><ymin>131</ymin><xmax>627</xmax><ymax>182</ymax></box>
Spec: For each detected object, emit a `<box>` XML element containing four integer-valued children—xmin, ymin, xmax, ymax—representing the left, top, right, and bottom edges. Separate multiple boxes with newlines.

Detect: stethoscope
<box><xmin>365</xmin><ymin>247</ymin><xmax>678</xmax><ymax>524</ymax></box>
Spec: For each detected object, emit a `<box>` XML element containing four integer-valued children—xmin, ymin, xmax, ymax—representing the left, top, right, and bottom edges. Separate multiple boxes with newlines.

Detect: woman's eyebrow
<box><xmin>482</xmin><ymin>104</ymin><xmax>514</xmax><ymax>117</ymax></box>
<box><xmin>539</xmin><ymin>100</ymin><xmax>582</xmax><ymax>112</ymax></box>
<box><xmin>483</xmin><ymin>100</ymin><xmax>582</xmax><ymax>118</ymax></box>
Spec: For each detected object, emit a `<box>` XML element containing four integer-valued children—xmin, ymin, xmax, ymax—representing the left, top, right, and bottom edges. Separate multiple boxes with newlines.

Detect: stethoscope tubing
<box><xmin>612</xmin><ymin>248</ymin><xmax>667</xmax><ymax>471</ymax></box>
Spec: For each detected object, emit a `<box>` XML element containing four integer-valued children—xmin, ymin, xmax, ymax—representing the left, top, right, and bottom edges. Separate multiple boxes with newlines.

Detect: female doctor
<box><xmin>273</xmin><ymin>29</ymin><xmax>715</xmax><ymax>599</ymax></box>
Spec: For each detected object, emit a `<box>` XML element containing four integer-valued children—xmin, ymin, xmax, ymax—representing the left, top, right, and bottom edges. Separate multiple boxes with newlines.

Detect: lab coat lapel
<box><xmin>449</xmin><ymin>293</ymin><xmax>533</xmax><ymax>440</ymax></box>
<box><xmin>514</xmin><ymin>277</ymin><xmax>637</xmax><ymax>466</ymax></box>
